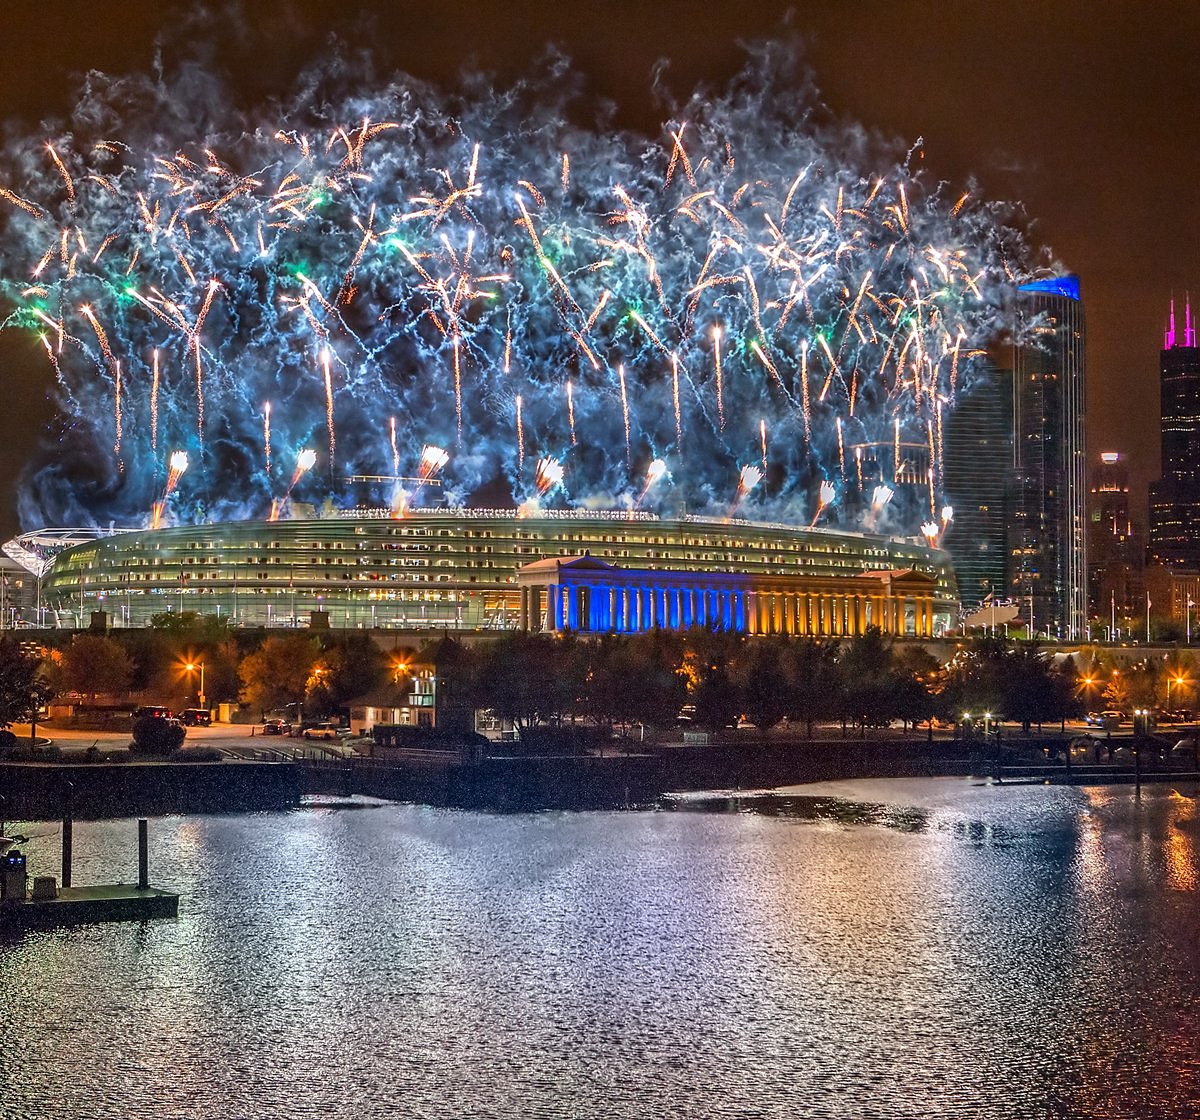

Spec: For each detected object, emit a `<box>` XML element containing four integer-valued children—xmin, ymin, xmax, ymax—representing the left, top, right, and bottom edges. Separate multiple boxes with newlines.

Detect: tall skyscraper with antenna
<box><xmin>1149</xmin><ymin>295</ymin><xmax>1200</xmax><ymax>567</ymax></box>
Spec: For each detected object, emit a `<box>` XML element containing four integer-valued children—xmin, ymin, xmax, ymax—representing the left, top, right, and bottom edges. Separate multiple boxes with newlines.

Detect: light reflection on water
<box><xmin>1</xmin><ymin>778</ymin><xmax>1198</xmax><ymax>1119</ymax></box>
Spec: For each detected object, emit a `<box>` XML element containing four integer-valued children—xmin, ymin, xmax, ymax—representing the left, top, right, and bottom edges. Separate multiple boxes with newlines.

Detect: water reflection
<box><xmin>0</xmin><ymin>779</ymin><xmax>1196</xmax><ymax>1119</ymax></box>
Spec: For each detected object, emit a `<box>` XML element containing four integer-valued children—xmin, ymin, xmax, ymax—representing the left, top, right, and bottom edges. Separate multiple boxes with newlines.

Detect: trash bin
<box><xmin>1</xmin><ymin>849</ymin><xmax>27</xmax><ymax>903</ymax></box>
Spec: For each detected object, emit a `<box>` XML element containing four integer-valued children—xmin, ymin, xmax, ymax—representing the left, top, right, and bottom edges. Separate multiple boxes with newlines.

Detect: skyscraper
<box><xmin>1009</xmin><ymin>275</ymin><xmax>1087</xmax><ymax>639</ymax></box>
<box><xmin>1087</xmin><ymin>451</ymin><xmax>1144</xmax><ymax>631</ymax></box>
<box><xmin>1148</xmin><ymin>297</ymin><xmax>1200</xmax><ymax>567</ymax></box>
<box><xmin>943</xmin><ymin>362</ymin><xmax>1012</xmax><ymax>610</ymax></box>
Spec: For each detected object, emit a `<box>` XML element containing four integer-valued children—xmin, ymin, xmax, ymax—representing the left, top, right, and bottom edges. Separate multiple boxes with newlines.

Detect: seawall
<box><xmin>303</xmin><ymin>739</ymin><xmax>976</xmax><ymax>811</ymax></box>
<box><xmin>0</xmin><ymin>761</ymin><xmax>303</xmax><ymax>821</ymax></box>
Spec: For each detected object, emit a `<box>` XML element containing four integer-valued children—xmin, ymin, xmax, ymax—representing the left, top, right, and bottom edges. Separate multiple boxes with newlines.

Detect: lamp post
<box><xmin>186</xmin><ymin>661</ymin><xmax>206</xmax><ymax>709</ymax></box>
<box><xmin>1167</xmin><ymin>675</ymin><xmax>1185</xmax><ymax>713</ymax></box>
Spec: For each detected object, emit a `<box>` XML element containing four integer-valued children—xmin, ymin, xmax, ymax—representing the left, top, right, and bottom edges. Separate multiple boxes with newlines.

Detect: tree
<box><xmin>734</xmin><ymin>638</ymin><xmax>791</xmax><ymax>736</ymax></box>
<box><xmin>592</xmin><ymin>633</ymin><xmax>687</xmax><ymax>738</ymax></box>
<box><xmin>683</xmin><ymin>630</ymin><xmax>745</xmax><ymax>734</ymax></box>
<box><xmin>60</xmin><ymin>635</ymin><xmax>133</xmax><ymax>701</ymax></box>
<box><xmin>837</xmin><ymin>628</ymin><xmax>898</xmax><ymax>734</ymax></box>
<box><xmin>239</xmin><ymin>634</ymin><xmax>319</xmax><ymax>718</ymax></box>
<box><xmin>148</xmin><ymin>611</ymin><xmax>230</xmax><ymax>640</ymax></box>
<box><xmin>305</xmin><ymin>633</ymin><xmax>386</xmax><ymax>717</ymax></box>
<box><xmin>0</xmin><ymin>637</ymin><xmax>54</xmax><ymax>731</ymax></box>
<box><xmin>469</xmin><ymin>633</ymin><xmax>564</xmax><ymax>733</ymax></box>
<box><xmin>784</xmin><ymin>638</ymin><xmax>839</xmax><ymax>738</ymax></box>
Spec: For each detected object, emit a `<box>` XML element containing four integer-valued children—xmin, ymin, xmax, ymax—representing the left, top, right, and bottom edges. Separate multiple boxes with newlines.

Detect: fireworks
<box><xmin>535</xmin><ymin>455</ymin><xmax>564</xmax><ymax>496</ymax></box>
<box><xmin>810</xmin><ymin>479</ymin><xmax>836</xmax><ymax>528</ymax></box>
<box><xmin>269</xmin><ymin>447</ymin><xmax>317</xmax><ymax>520</ymax></box>
<box><xmin>150</xmin><ymin>449</ymin><xmax>189</xmax><ymax>529</ymax></box>
<box><xmin>0</xmin><ymin>45</ymin><xmax>1027</xmax><ymax>534</ymax></box>
<box><xmin>638</xmin><ymin>458</ymin><xmax>668</xmax><ymax>505</ymax></box>
<box><xmin>731</xmin><ymin>464</ymin><xmax>763</xmax><ymax>514</ymax></box>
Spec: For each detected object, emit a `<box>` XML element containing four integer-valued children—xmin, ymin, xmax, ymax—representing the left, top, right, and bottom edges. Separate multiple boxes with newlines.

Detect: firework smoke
<box><xmin>864</xmin><ymin>482</ymin><xmax>894</xmax><ymax>531</ymax></box>
<box><xmin>0</xmin><ymin>42</ymin><xmax>1036</xmax><ymax>533</ymax></box>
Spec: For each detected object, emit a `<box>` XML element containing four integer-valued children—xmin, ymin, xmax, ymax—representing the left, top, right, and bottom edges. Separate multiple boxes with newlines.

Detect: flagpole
<box><xmin>1111</xmin><ymin>590</ymin><xmax>1116</xmax><ymax>643</ymax></box>
<box><xmin>1146</xmin><ymin>590</ymin><xmax>1151</xmax><ymax>644</ymax></box>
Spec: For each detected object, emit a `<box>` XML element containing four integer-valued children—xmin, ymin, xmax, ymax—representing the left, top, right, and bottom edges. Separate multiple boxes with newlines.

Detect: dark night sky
<box><xmin>0</xmin><ymin>0</ymin><xmax>1196</xmax><ymax>539</ymax></box>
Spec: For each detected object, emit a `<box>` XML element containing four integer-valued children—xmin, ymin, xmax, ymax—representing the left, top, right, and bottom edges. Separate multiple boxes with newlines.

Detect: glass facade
<box><xmin>1010</xmin><ymin>278</ymin><xmax>1087</xmax><ymax>639</ymax></box>
<box><xmin>39</xmin><ymin>509</ymin><xmax>958</xmax><ymax>631</ymax></box>
<box><xmin>942</xmin><ymin>362</ymin><xmax>1013</xmax><ymax>610</ymax></box>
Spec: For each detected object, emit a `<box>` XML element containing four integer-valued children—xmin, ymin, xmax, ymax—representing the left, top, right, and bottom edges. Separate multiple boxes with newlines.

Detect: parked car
<box><xmin>1169</xmin><ymin>709</ymin><xmax>1194</xmax><ymax>723</ymax></box>
<box><xmin>262</xmin><ymin>718</ymin><xmax>291</xmax><ymax>736</ymax></box>
<box><xmin>133</xmin><ymin>705</ymin><xmax>174</xmax><ymax>720</ymax></box>
<box><xmin>180</xmin><ymin>708</ymin><xmax>211</xmax><ymax>727</ymax></box>
<box><xmin>302</xmin><ymin>723</ymin><xmax>343</xmax><ymax>741</ymax></box>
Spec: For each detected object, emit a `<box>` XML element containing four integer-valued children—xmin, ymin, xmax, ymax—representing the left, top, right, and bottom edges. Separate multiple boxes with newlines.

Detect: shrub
<box><xmin>131</xmin><ymin>715</ymin><xmax>187</xmax><ymax>754</ymax></box>
<box><xmin>169</xmin><ymin>746</ymin><xmax>224</xmax><ymax>763</ymax></box>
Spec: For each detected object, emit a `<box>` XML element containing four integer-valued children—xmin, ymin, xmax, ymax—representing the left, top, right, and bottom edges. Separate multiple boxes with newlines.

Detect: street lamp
<box><xmin>983</xmin><ymin>711</ymin><xmax>993</xmax><ymax>738</ymax></box>
<box><xmin>1168</xmin><ymin>675</ymin><xmax>1186</xmax><ymax>711</ymax></box>
<box><xmin>186</xmin><ymin>661</ymin><xmax>206</xmax><ymax>709</ymax></box>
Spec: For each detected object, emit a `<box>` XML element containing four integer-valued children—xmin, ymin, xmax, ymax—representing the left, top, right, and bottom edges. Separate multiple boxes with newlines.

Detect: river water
<box><xmin>1</xmin><ymin>778</ymin><xmax>1197</xmax><ymax>1119</ymax></box>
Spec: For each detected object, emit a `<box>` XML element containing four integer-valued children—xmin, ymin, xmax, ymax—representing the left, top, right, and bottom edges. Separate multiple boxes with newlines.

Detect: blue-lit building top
<box><xmin>1017</xmin><ymin>275</ymin><xmax>1082</xmax><ymax>302</ymax></box>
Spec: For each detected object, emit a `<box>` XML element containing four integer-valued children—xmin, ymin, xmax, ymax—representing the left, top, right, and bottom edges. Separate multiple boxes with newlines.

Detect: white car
<box><xmin>302</xmin><ymin>724</ymin><xmax>341</xmax><ymax>741</ymax></box>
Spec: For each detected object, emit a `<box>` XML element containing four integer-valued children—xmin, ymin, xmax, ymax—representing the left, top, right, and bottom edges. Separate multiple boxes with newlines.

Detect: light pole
<box><xmin>186</xmin><ymin>661</ymin><xmax>206</xmax><ymax>709</ymax></box>
<box><xmin>1167</xmin><ymin>675</ymin><xmax>1185</xmax><ymax>713</ymax></box>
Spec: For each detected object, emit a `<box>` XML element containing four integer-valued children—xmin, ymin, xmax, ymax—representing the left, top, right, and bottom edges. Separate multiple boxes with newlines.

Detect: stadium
<box><xmin>8</xmin><ymin>509</ymin><xmax>958</xmax><ymax>637</ymax></box>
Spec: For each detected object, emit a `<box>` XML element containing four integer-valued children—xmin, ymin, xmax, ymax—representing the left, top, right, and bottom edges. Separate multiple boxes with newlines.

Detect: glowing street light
<box><xmin>185</xmin><ymin>661</ymin><xmax>206</xmax><ymax>709</ymax></box>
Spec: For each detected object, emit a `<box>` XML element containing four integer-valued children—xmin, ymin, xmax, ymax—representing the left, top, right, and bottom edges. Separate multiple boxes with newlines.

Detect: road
<box><xmin>8</xmin><ymin>721</ymin><xmax>359</xmax><ymax>761</ymax></box>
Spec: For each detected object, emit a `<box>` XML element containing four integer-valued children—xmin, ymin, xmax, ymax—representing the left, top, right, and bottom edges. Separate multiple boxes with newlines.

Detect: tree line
<box><xmin>0</xmin><ymin>612</ymin><xmax>1189</xmax><ymax>740</ymax></box>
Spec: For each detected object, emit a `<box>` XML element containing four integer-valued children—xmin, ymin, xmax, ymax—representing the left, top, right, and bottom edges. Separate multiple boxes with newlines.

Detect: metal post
<box><xmin>61</xmin><ymin>814</ymin><xmax>73</xmax><ymax>888</ymax></box>
<box><xmin>138</xmin><ymin>818</ymin><xmax>149</xmax><ymax>890</ymax></box>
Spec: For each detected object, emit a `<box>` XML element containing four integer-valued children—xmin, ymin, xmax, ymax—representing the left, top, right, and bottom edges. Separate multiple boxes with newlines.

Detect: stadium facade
<box><xmin>19</xmin><ymin>510</ymin><xmax>959</xmax><ymax>636</ymax></box>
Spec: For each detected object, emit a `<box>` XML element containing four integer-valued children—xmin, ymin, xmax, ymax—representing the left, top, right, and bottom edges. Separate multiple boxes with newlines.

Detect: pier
<box><xmin>0</xmin><ymin>817</ymin><xmax>179</xmax><ymax>933</ymax></box>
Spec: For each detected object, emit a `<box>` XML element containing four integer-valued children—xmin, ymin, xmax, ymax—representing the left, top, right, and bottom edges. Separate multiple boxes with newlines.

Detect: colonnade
<box><xmin>517</xmin><ymin>582</ymin><xmax>936</xmax><ymax>638</ymax></box>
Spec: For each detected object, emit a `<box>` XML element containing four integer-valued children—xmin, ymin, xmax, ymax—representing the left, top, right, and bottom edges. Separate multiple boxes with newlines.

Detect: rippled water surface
<box><xmin>2</xmin><ymin>778</ymin><xmax>1198</xmax><ymax>1119</ymax></box>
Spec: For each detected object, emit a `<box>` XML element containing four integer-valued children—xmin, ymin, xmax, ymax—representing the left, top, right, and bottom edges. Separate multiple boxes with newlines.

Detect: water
<box><xmin>1</xmin><ymin>778</ymin><xmax>1198</xmax><ymax>1119</ymax></box>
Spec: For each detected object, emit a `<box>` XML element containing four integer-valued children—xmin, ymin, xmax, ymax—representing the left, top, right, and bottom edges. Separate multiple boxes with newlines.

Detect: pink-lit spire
<box><xmin>1187</xmin><ymin>292</ymin><xmax>1197</xmax><ymax>347</ymax></box>
<box><xmin>1165</xmin><ymin>297</ymin><xmax>1177</xmax><ymax>349</ymax></box>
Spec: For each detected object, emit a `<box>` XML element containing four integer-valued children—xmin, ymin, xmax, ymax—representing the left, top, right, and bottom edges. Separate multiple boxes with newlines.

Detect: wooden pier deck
<box><xmin>0</xmin><ymin>884</ymin><xmax>179</xmax><ymax>933</ymax></box>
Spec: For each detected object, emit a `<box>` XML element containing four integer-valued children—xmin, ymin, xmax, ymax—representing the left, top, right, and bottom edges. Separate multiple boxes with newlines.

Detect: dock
<box><xmin>0</xmin><ymin>883</ymin><xmax>179</xmax><ymax>933</ymax></box>
<box><xmin>0</xmin><ymin>817</ymin><xmax>180</xmax><ymax>933</ymax></box>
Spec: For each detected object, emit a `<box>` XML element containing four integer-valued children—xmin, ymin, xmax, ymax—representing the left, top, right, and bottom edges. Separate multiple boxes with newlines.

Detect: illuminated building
<box><xmin>14</xmin><ymin>510</ymin><xmax>959</xmax><ymax>635</ymax></box>
<box><xmin>1149</xmin><ymin>296</ymin><xmax>1200</xmax><ymax>567</ymax></box>
<box><xmin>1087</xmin><ymin>451</ymin><xmax>1144</xmax><ymax>629</ymax></box>
<box><xmin>942</xmin><ymin>362</ymin><xmax>1013</xmax><ymax>610</ymax></box>
<box><xmin>1009</xmin><ymin>275</ymin><xmax>1087</xmax><ymax>638</ymax></box>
